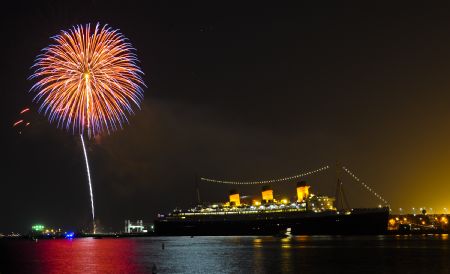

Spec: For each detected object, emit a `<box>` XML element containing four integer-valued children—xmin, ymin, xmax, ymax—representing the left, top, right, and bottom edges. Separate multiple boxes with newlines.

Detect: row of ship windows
<box><xmin>175</xmin><ymin>208</ymin><xmax>312</xmax><ymax>216</ymax></box>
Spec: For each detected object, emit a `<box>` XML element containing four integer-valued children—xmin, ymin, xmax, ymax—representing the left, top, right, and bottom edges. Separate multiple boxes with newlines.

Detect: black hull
<box><xmin>155</xmin><ymin>208</ymin><xmax>389</xmax><ymax>236</ymax></box>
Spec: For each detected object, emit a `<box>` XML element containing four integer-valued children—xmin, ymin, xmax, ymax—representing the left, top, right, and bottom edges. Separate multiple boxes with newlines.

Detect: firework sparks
<box><xmin>29</xmin><ymin>23</ymin><xmax>146</xmax><ymax>233</ymax></box>
<box><xmin>20</xmin><ymin>108</ymin><xmax>30</xmax><ymax>114</ymax></box>
<box><xmin>30</xmin><ymin>23</ymin><xmax>145</xmax><ymax>137</ymax></box>
<box><xmin>13</xmin><ymin>120</ymin><xmax>24</xmax><ymax>127</ymax></box>
<box><xmin>13</xmin><ymin>108</ymin><xmax>32</xmax><ymax>134</ymax></box>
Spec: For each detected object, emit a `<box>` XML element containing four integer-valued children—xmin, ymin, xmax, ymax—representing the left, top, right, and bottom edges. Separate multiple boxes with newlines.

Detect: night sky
<box><xmin>2</xmin><ymin>2</ymin><xmax>450</xmax><ymax>233</ymax></box>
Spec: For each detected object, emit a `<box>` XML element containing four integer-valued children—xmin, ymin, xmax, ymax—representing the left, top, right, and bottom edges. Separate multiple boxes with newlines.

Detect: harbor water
<box><xmin>1</xmin><ymin>235</ymin><xmax>449</xmax><ymax>273</ymax></box>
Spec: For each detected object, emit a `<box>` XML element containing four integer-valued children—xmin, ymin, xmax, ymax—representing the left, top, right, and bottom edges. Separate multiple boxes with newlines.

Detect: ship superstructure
<box><xmin>155</xmin><ymin>181</ymin><xmax>389</xmax><ymax>235</ymax></box>
<box><xmin>169</xmin><ymin>182</ymin><xmax>335</xmax><ymax>216</ymax></box>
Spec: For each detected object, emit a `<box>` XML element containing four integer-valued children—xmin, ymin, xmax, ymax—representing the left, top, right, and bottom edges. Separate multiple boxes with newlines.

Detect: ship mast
<box><xmin>195</xmin><ymin>173</ymin><xmax>201</xmax><ymax>204</ymax></box>
<box><xmin>335</xmin><ymin>162</ymin><xmax>350</xmax><ymax>211</ymax></box>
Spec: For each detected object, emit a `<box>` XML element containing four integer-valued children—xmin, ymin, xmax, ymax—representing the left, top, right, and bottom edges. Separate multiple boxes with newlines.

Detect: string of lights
<box><xmin>200</xmin><ymin>165</ymin><xmax>330</xmax><ymax>185</ymax></box>
<box><xmin>342</xmin><ymin>166</ymin><xmax>389</xmax><ymax>205</ymax></box>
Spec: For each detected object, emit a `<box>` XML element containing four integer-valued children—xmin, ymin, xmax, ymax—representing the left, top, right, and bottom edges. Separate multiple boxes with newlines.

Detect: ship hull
<box><xmin>154</xmin><ymin>208</ymin><xmax>389</xmax><ymax>236</ymax></box>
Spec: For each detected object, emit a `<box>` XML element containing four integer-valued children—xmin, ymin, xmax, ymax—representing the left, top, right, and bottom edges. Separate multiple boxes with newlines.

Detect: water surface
<box><xmin>1</xmin><ymin>235</ymin><xmax>448</xmax><ymax>273</ymax></box>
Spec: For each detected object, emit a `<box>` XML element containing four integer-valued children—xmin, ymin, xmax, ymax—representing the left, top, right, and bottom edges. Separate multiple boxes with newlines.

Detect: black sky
<box><xmin>2</xmin><ymin>1</ymin><xmax>450</xmax><ymax>232</ymax></box>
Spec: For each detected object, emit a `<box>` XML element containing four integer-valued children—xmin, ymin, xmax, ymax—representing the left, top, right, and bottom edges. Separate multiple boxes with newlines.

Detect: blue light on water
<box><xmin>65</xmin><ymin>232</ymin><xmax>75</xmax><ymax>239</ymax></box>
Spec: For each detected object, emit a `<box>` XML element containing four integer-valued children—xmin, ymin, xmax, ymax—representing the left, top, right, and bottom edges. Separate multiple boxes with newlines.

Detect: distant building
<box><xmin>124</xmin><ymin>220</ymin><xmax>147</xmax><ymax>233</ymax></box>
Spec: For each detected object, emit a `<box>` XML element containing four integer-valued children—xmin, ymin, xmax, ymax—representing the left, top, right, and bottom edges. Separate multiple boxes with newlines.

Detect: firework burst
<box><xmin>30</xmin><ymin>23</ymin><xmax>145</xmax><ymax>137</ymax></box>
<box><xmin>29</xmin><ymin>23</ymin><xmax>146</xmax><ymax>233</ymax></box>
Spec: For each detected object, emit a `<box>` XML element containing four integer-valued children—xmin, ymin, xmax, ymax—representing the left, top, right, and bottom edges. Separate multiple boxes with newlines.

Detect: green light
<box><xmin>32</xmin><ymin>224</ymin><xmax>44</xmax><ymax>231</ymax></box>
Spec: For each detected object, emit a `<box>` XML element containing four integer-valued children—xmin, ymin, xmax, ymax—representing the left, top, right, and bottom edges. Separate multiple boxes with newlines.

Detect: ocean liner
<box><xmin>155</xmin><ymin>181</ymin><xmax>389</xmax><ymax>236</ymax></box>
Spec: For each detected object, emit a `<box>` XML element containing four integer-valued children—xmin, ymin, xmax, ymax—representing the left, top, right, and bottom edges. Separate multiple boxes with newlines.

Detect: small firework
<box><xmin>13</xmin><ymin>108</ymin><xmax>32</xmax><ymax>134</ymax></box>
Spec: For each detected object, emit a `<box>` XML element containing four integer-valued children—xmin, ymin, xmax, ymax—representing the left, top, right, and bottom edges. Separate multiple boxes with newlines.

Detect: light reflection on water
<box><xmin>1</xmin><ymin>235</ymin><xmax>449</xmax><ymax>273</ymax></box>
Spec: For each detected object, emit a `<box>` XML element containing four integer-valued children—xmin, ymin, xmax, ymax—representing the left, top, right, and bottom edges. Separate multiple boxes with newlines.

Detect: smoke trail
<box><xmin>80</xmin><ymin>134</ymin><xmax>95</xmax><ymax>233</ymax></box>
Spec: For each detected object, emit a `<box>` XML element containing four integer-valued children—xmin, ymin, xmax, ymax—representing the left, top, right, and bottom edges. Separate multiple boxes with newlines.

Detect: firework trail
<box><xmin>80</xmin><ymin>134</ymin><xmax>95</xmax><ymax>233</ymax></box>
<box><xmin>30</xmin><ymin>23</ymin><xmax>145</xmax><ymax>233</ymax></box>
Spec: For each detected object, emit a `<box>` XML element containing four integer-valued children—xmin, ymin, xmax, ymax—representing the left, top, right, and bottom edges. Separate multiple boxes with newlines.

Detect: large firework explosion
<box><xmin>30</xmin><ymin>23</ymin><xmax>145</xmax><ymax>137</ymax></box>
<box><xmin>29</xmin><ymin>23</ymin><xmax>145</xmax><ymax>233</ymax></box>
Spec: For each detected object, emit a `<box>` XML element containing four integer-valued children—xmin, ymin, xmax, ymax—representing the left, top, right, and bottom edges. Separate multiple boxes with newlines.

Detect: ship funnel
<box><xmin>261</xmin><ymin>185</ymin><xmax>274</xmax><ymax>203</ymax></box>
<box><xmin>229</xmin><ymin>189</ymin><xmax>241</xmax><ymax>206</ymax></box>
<box><xmin>296</xmin><ymin>181</ymin><xmax>310</xmax><ymax>202</ymax></box>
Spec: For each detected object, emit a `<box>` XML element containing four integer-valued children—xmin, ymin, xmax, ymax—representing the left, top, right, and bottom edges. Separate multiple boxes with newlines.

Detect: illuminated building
<box><xmin>32</xmin><ymin>224</ymin><xmax>45</xmax><ymax>232</ymax></box>
<box><xmin>229</xmin><ymin>190</ymin><xmax>241</xmax><ymax>206</ymax></box>
<box><xmin>124</xmin><ymin>220</ymin><xmax>148</xmax><ymax>233</ymax></box>
<box><xmin>388</xmin><ymin>218</ymin><xmax>398</xmax><ymax>230</ymax></box>
<box><xmin>296</xmin><ymin>181</ymin><xmax>310</xmax><ymax>202</ymax></box>
<box><xmin>30</xmin><ymin>225</ymin><xmax>66</xmax><ymax>238</ymax></box>
<box><xmin>385</xmin><ymin>213</ymin><xmax>450</xmax><ymax>232</ymax></box>
<box><xmin>261</xmin><ymin>185</ymin><xmax>274</xmax><ymax>203</ymax></box>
